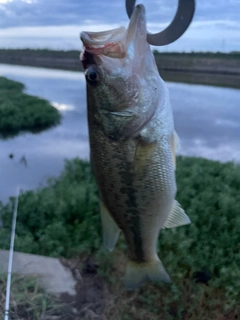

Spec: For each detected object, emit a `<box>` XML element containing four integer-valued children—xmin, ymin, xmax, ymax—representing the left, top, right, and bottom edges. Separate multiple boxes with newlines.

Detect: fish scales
<box><xmin>88</xmin><ymin>89</ymin><xmax>174</xmax><ymax>258</ymax></box>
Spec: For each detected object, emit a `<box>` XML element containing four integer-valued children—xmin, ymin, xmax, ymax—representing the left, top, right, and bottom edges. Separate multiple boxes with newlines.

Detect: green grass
<box><xmin>0</xmin><ymin>156</ymin><xmax>240</xmax><ymax>319</ymax></box>
<box><xmin>0</xmin><ymin>77</ymin><xmax>61</xmax><ymax>139</ymax></box>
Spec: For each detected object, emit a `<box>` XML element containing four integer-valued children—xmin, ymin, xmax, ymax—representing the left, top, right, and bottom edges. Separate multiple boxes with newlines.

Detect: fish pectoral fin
<box><xmin>124</xmin><ymin>258</ymin><xmax>170</xmax><ymax>290</ymax></box>
<box><xmin>100</xmin><ymin>201</ymin><xmax>121</xmax><ymax>252</ymax></box>
<box><xmin>163</xmin><ymin>200</ymin><xmax>191</xmax><ymax>229</ymax></box>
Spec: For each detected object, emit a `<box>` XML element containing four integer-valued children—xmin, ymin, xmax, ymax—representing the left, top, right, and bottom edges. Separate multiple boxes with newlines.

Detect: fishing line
<box><xmin>4</xmin><ymin>187</ymin><xmax>20</xmax><ymax>320</ymax></box>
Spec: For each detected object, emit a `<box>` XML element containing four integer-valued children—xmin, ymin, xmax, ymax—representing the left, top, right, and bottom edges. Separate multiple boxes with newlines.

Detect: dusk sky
<box><xmin>0</xmin><ymin>0</ymin><xmax>239</xmax><ymax>52</ymax></box>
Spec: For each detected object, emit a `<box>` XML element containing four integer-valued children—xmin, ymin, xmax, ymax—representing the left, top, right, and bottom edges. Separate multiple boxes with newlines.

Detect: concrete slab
<box><xmin>0</xmin><ymin>249</ymin><xmax>77</xmax><ymax>296</ymax></box>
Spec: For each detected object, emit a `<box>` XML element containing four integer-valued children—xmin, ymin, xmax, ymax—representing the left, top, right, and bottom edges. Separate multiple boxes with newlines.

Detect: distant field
<box><xmin>0</xmin><ymin>49</ymin><xmax>240</xmax><ymax>89</ymax></box>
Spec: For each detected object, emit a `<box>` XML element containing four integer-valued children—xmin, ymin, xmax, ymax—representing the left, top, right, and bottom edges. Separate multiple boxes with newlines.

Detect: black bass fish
<box><xmin>80</xmin><ymin>4</ymin><xmax>190</xmax><ymax>289</ymax></box>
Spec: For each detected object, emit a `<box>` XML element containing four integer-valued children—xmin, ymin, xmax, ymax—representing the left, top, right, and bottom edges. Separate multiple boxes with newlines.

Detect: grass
<box><xmin>0</xmin><ymin>156</ymin><xmax>240</xmax><ymax>319</ymax></box>
<box><xmin>0</xmin><ymin>271</ymin><xmax>63</xmax><ymax>320</ymax></box>
<box><xmin>0</xmin><ymin>76</ymin><xmax>61</xmax><ymax>139</ymax></box>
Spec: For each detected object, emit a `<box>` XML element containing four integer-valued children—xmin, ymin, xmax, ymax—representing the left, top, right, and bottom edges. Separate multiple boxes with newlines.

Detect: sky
<box><xmin>0</xmin><ymin>0</ymin><xmax>240</xmax><ymax>52</ymax></box>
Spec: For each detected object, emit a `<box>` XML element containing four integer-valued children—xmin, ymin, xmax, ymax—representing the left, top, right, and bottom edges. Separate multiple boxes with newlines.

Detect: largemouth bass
<box><xmin>80</xmin><ymin>4</ymin><xmax>190</xmax><ymax>289</ymax></box>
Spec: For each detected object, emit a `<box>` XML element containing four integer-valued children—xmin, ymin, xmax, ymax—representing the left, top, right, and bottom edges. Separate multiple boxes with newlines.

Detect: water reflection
<box><xmin>169</xmin><ymin>82</ymin><xmax>240</xmax><ymax>161</ymax></box>
<box><xmin>51</xmin><ymin>102</ymin><xmax>75</xmax><ymax>111</ymax></box>
<box><xmin>0</xmin><ymin>63</ymin><xmax>240</xmax><ymax>202</ymax></box>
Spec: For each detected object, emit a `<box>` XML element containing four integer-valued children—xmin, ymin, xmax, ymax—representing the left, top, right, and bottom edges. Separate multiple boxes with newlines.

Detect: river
<box><xmin>1</xmin><ymin>63</ymin><xmax>240</xmax><ymax>202</ymax></box>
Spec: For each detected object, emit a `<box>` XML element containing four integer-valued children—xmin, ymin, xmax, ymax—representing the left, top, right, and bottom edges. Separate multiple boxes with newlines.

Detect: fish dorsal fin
<box><xmin>163</xmin><ymin>200</ymin><xmax>191</xmax><ymax>229</ymax></box>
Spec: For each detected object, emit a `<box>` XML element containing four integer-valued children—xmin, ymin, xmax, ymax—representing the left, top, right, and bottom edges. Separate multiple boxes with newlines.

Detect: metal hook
<box><xmin>125</xmin><ymin>0</ymin><xmax>195</xmax><ymax>46</ymax></box>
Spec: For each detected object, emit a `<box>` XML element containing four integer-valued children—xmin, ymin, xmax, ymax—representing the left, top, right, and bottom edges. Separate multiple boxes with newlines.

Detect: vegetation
<box><xmin>0</xmin><ymin>271</ymin><xmax>63</xmax><ymax>320</ymax></box>
<box><xmin>0</xmin><ymin>156</ymin><xmax>240</xmax><ymax>319</ymax></box>
<box><xmin>0</xmin><ymin>77</ymin><xmax>61</xmax><ymax>139</ymax></box>
<box><xmin>0</xmin><ymin>159</ymin><xmax>100</xmax><ymax>257</ymax></box>
<box><xmin>153</xmin><ymin>50</ymin><xmax>240</xmax><ymax>59</ymax></box>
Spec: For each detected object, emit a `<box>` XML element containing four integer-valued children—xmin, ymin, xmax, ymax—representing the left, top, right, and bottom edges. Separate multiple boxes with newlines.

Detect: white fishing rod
<box><xmin>4</xmin><ymin>188</ymin><xmax>20</xmax><ymax>320</ymax></box>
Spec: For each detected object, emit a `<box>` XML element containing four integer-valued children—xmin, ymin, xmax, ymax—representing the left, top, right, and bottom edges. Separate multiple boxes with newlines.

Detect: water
<box><xmin>0</xmin><ymin>64</ymin><xmax>240</xmax><ymax>202</ymax></box>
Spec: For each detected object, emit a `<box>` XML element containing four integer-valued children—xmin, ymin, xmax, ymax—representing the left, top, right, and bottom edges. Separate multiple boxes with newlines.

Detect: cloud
<box><xmin>1</xmin><ymin>0</ymin><xmax>239</xmax><ymax>28</ymax></box>
<box><xmin>0</xmin><ymin>0</ymin><xmax>13</xmax><ymax>3</ymax></box>
<box><xmin>0</xmin><ymin>0</ymin><xmax>128</xmax><ymax>28</ymax></box>
<box><xmin>0</xmin><ymin>24</ymin><xmax>121</xmax><ymax>38</ymax></box>
<box><xmin>0</xmin><ymin>0</ymin><xmax>239</xmax><ymax>51</ymax></box>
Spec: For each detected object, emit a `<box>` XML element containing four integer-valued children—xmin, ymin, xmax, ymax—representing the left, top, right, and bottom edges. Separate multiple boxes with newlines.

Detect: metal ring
<box><xmin>125</xmin><ymin>0</ymin><xmax>195</xmax><ymax>46</ymax></box>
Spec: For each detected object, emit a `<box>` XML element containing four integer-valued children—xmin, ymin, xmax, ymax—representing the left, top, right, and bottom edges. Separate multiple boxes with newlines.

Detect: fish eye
<box><xmin>85</xmin><ymin>68</ymin><xmax>100</xmax><ymax>85</ymax></box>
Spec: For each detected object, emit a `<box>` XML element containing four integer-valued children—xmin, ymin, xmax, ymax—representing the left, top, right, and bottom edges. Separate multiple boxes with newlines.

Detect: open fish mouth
<box><xmin>80</xmin><ymin>4</ymin><xmax>147</xmax><ymax>58</ymax></box>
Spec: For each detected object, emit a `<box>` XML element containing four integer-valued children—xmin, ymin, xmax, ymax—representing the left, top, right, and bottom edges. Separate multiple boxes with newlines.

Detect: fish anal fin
<box><xmin>163</xmin><ymin>200</ymin><xmax>191</xmax><ymax>229</ymax></box>
<box><xmin>124</xmin><ymin>258</ymin><xmax>170</xmax><ymax>290</ymax></box>
<box><xmin>174</xmin><ymin>131</ymin><xmax>180</xmax><ymax>151</ymax></box>
<box><xmin>100</xmin><ymin>201</ymin><xmax>120</xmax><ymax>252</ymax></box>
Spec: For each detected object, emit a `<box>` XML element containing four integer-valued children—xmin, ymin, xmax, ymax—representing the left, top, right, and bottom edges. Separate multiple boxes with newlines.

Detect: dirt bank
<box><xmin>1</xmin><ymin>49</ymin><xmax>240</xmax><ymax>89</ymax></box>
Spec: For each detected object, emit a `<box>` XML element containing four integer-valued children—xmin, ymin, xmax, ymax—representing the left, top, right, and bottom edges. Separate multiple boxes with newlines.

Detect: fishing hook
<box><xmin>125</xmin><ymin>0</ymin><xmax>195</xmax><ymax>46</ymax></box>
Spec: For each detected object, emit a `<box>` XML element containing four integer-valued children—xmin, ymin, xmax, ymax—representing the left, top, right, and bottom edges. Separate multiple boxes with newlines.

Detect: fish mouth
<box><xmin>80</xmin><ymin>4</ymin><xmax>147</xmax><ymax>58</ymax></box>
<box><xmin>80</xmin><ymin>27</ymin><xmax>126</xmax><ymax>58</ymax></box>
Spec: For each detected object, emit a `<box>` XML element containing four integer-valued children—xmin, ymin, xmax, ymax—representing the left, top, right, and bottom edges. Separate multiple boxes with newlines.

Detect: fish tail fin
<box><xmin>124</xmin><ymin>257</ymin><xmax>170</xmax><ymax>289</ymax></box>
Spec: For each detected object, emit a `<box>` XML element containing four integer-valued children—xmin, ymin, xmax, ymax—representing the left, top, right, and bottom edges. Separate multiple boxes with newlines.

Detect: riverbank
<box><xmin>1</xmin><ymin>49</ymin><xmax>240</xmax><ymax>89</ymax></box>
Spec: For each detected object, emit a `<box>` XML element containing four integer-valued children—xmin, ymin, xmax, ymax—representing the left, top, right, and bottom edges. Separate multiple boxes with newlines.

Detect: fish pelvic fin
<box><xmin>163</xmin><ymin>200</ymin><xmax>191</xmax><ymax>229</ymax></box>
<box><xmin>171</xmin><ymin>131</ymin><xmax>180</xmax><ymax>170</ymax></box>
<box><xmin>100</xmin><ymin>201</ymin><xmax>121</xmax><ymax>252</ymax></box>
<box><xmin>174</xmin><ymin>131</ymin><xmax>180</xmax><ymax>152</ymax></box>
<box><xmin>124</xmin><ymin>258</ymin><xmax>170</xmax><ymax>290</ymax></box>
